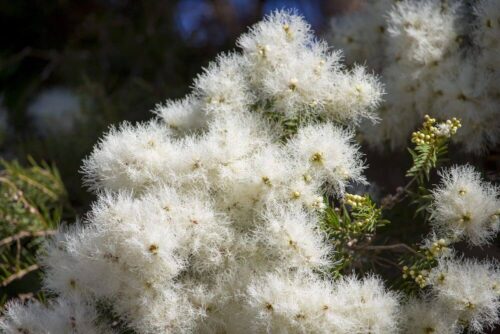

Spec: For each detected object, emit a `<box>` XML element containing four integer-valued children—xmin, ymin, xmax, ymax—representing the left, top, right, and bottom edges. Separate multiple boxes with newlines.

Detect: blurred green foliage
<box><xmin>0</xmin><ymin>158</ymin><xmax>69</xmax><ymax>306</ymax></box>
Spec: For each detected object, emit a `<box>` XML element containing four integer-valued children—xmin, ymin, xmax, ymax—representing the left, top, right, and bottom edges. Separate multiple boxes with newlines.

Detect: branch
<box><xmin>356</xmin><ymin>243</ymin><xmax>424</xmax><ymax>257</ymax></box>
<box><xmin>381</xmin><ymin>176</ymin><xmax>417</xmax><ymax>209</ymax></box>
<box><xmin>0</xmin><ymin>176</ymin><xmax>51</xmax><ymax>227</ymax></box>
<box><xmin>1</xmin><ymin>264</ymin><xmax>40</xmax><ymax>287</ymax></box>
<box><xmin>0</xmin><ymin>230</ymin><xmax>56</xmax><ymax>248</ymax></box>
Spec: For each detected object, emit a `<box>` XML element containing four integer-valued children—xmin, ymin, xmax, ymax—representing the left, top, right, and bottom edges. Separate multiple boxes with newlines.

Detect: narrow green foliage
<box><xmin>409</xmin><ymin>186</ymin><xmax>434</xmax><ymax>220</ymax></box>
<box><xmin>402</xmin><ymin>115</ymin><xmax>462</xmax><ymax>219</ymax></box>
<box><xmin>397</xmin><ymin>237</ymin><xmax>449</xmax><ymax>295</ymax></box>
<box><xmin>321</xmin><ymin>194</ymin><xmax>389</xmax><ymax>277</ymax></box>
<box><xmin>256</xmin><ymin>100</ymin><xmax>325</xmax><ymax>142</ymax></box>
<box><xmin>0</xmin><ymin>158</ymin><xmax>68</xmax><ymax>306</ymax></box>
<box><xmin>406</xmin><ymin>115</ymin><xmax>461</xmax><ymax>185</ymax></box>
<box><xmin>406</xmin><ymin>140</ymin><xmax>449</xmax><ymax>184</ymax></box>
<box><xmin>397</xmin><ymin>253</ymin><xmax>436</xmax><ymax>295</ymax></box>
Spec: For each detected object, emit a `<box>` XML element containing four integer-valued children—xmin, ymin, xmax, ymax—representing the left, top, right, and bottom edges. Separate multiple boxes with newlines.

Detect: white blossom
<box><xmin>243</xmin><ymin>272</ymin><xmax>344</xmax><ymax>333</ymax></box>
<box><xmin>328</xmin><ymin>0</ymin><xmax>500</xmax><ymax>152</ymax></box>
<box><xmin>286</xmin><ymin>123</ymin><xmax>365</xmax><ymax>194</ymax></box>
<box><xmin>429</xmin><ymin>258</ymin><xmax>500</xmax><ymax>333</ymax></box>
<box><xmin>332</xmin><ymin>275</ymin><xmax>400</xmax><ymax>334</ymax></box>
<box><xmin>0</xmin><ymin>297</ymin><xmax>113</xmax><ymax>334</ymax></box>
<box><xmin>430</xmin><ymin>165</ymin><xmax>500</xmax><ymax>245</ymax></box>
<box><xmin>81</xmin><ymin>120</ymin><xmax>179</xmax><ymax>192</ymax></box>
<box><xmin>238</xmin><ymin>10</ymin><xmax>382</xmax><ymax>123</ymax></box>
<box><xmin>153</xmin><ymin>96</ymin><xmax>208</xmax><ymax>136</ymax></box>
<box><xmin>2</xmin><ymin>10</ymin><xmax>390</xmax><ymax>334</ymax></box>
<box><xmin>400</xmin><ymin>297</ymin><xmax>461</xmax><ymax>334</ymax></box>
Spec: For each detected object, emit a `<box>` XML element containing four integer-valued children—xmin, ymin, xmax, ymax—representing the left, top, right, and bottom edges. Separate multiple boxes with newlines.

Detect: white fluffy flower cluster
<box><xmin>402</xmin><ymin>258</ymin><xmax>500</xmax><ymax>334</ymax></box>
<box><xmin>329</xmin><ymin>0</ymin><xmax>500</xmax><ymax>152</ymax></box>
<box><xmin>401</xmin><ymin>165</ymin><xmax>500</xmax><ymax>333</ymax></box>
<box><xmin>1</xmin><ymin>11</ymin><xmax>398</xmax><ymax>334</ymax></box>
<box><xmin>1</xmin><ymin>298</ymin><xmax>112</xmax><ymax>334</ymax></box>
<box><xmin>157</xmin><ymin>10</ymin><xmax>382</xmax><ymax>135</ymax></box>
<box><xmin>430</xmin><ymin>165</ymin><xmax>500</xmax><ymax>245</ymax></box>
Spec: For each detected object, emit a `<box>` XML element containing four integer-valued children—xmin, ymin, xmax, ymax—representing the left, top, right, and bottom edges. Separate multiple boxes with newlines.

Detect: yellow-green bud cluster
<box><xmin>411</xmin><ymin>130</ymin><xmax>436</xmax><ymax>145</ymax></box>
<box><xmin>424</xmin><ymin>238</ymin><xmax>449</xmax><ymax>259</ymax></box>
<box><xmin>442</xmin><ymin>117</ymin><xmax>461</xmax><ymax>134</ymax></box>
<box><xmin>345</xmin><ymin>194</ymin><xmax>366</xmax><ymax>207</ymax></box>
<box><xmin>402</xmin><ymin>266</ymin><xmax>429</xmax><ymax>288</ymax></box>
<box><xmin>355</xmin><ymin>218</ymin><xmax>370</xmax><ymax>228</ymax></box>
<box><xmin>411</xmin><ymin>115</ymin><xmax>462</xmax><ymax>145</ymax></box>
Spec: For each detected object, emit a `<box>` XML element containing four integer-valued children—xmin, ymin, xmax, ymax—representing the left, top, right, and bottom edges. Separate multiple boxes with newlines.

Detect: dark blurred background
<box><xmin>0</xmin><ymin>0</ymin><xmax>360</xmax><ymax>210</ymax></box>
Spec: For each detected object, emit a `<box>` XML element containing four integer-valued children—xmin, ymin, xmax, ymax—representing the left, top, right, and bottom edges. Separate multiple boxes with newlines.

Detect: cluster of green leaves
<box><xmin>256</xmin><ymin>101</ymin><xmax>327</xmax><ymax>142</ymax></box>
<box><xmin>406</xmin><ymin>116</ymin><xmax>460</xmax><ymax>185</ymax></box>
<box><xmin>321</xmin><ymin>195</ymin><xmax>390</xmax><ymax>277</ymax></box>
<box><xmin>406</xmin><ymin>139</ymin><xmax>449</xmax><ymax>183</ymax></box>
<box><xmin>0</xmin><ymin>158</ymin><xmax>68</xmax><ymax>306</ymax></box>
<box><xmin>319</xmin><ymin>116</ymin><xmax>463</xmax><ymax>294</ymax></box>
<box><xmin>396</xmin><ymin>249</ymin><xmax>439</xmax><ymax>295</ymax></box>
<box><xmin>392</xmin><ymin>118</ymin><xmax>462</xmax><ymax>294</ymax></box>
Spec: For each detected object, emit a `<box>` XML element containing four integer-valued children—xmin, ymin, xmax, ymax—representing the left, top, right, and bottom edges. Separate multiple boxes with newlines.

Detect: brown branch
<box><xmin>358</xmin><ymin>243</ymin><xmax>424</xmax><ymax>258</ymax></box>
<box><xmin>1</xmin><ymin>264</ymin><xmax>40</xmax><ymax>287</ymax></box>
<box><xmin>381</xmin><ymin>177</ymin><xmax>417</xmax><ymax>209</ymax></box>
<box><xmin>16</xmin><ymin>237</ymin><xmax>21</xmax><ymax>268</ymax></box>
<box><xmin>16</xmin><ymin>173</ymin><xmax>59</xmax><ymax>200</ymax></box>
<box><xmin>374</xmin><ymin>256</ymin><xmax>403</xmax><ymax>270</ymax></box>
<box><xmin>0</xmin><ymin>230</ymin><xmax>57</xmax><ymax>248</ymax></box>
<box><xmin>0</xmin><ymin>176</ymin><xmax>51</xmax><ymax>227</ymax></box>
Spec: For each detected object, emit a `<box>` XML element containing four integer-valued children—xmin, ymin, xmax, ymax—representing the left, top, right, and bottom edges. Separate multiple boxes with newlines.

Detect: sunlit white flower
<box><xmin>238</xmin><ymin>10</ymin><xmax>382</xmax><ymax>123</ymax></box>
<box><xmin>401</xmin><ymin>297</ymin><xmax>461</xmax><ymax>334</ymax></box>
<box><xmin>286</xmin><ymin>123</ymin><xmax>365</xmax><ymax>194</ymax></box>
<box><xmin>255</xmin><ymin>204</ymin><xmax>331</xmax><ymax>270</ymax></box>
<box><xmin>0</xmin><ymin>297</ymin><xmax>113</xmax><ymax>334</ymax></box>
<box><xmin>244</xmin><ymin>272</ymin><xmax>350</xmax><ymax>334</ymax></box>
<box><xmin>333</xmin><ymin>275</ymin><xmax>400</xmax><ymax>334</ymax></box>
<box><xmin>4</xmin><ymin>10</ymin><xmax>388</xmax><ymax>334</ymax></box>
<box><xmin>153</xmin><ymin>96</ymin><xmax>208</xmax><ymax>136</ymax></box>
<box><xmin>81</xmin><ymin>120</ymin><xmax>179</xmax><ymax>192</ymax></box>
<box><xmin>193</xmin><ymin>53</ymin><xmax>254</xmax><ymax>116</ymax></box>
<box><xmin>429</xmin><ymin>258</ymin><xmax>500</xmax><ymax>333</ymax></box>
<box><xmin>430</xmin><ymin>165</ymin><xmax>500</xmax><ymax>245</ymax></box>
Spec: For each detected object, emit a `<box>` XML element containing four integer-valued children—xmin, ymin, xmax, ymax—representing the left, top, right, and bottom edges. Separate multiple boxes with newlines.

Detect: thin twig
<box><xmin>0</xmin><ymin>230</ymin><xmax>57</xmax><ymax>248</ymax></box>
<box><xmin>381</xmin><ymin>176</ymin><xmax>417</xmax><ymax>209</ymax></box>
<box><xmin>1</xmin><ymin>264</ymin><xmax>39</xmax><ymax>287</ymax></box>
<box><xmin>16</xmin><ymin>238</ymin><xmax>21</xmax><ymax>269</ymax></box>
<box><xmin>357</xmin><ymin>243</ymin><xmax>424</xmax><ymax>258</ymax></box>
<box><xmin>374</xmin><ymin>256</ymin><xmax>402</xmax><ymax>270</ymax></box>
<box><xmin>0</xmin><ymin>176</ymin><xmax>50</xmax><ymax>227</ymax></box>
